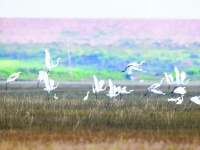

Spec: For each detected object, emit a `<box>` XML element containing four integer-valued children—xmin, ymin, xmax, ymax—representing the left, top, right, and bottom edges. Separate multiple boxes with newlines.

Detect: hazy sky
<box><xmin>0</xmin><ymin>0</ymin><xmax>200</xmax><ymax>18</ymax></box>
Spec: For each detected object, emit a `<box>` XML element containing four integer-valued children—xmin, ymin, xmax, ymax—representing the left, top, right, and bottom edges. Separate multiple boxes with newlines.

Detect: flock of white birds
<box><xmin>5</xmin><ymin>49</ymin><xmax>200</xmax><ymax>104</ymax></box>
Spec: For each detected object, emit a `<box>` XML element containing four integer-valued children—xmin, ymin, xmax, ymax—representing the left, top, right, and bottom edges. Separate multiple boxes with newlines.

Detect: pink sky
<box><xmin>0</xmin><ymin>19</ymin><xmax>200</xmax><ymax>44</ymax></box>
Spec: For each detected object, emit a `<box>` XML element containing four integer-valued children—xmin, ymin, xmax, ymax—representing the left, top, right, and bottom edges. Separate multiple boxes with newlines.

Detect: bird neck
<box><xmin>53</xmin><ymin>58</ymin><xmax>60</xmax><ymax>68</ymax></box>
<box><xmin>159</xmin><ymin>78</ymin><xmax>164</xmax><ymax>85</ymax></box>
<box><xmin>127</xmin><ymin>90</ymin><xmax>134</xmax><ymax>93</ymax></box>
<box><xmin>53</xmin><ymin>82</ymin><xmax>60</xmax><ymax>89</ymax></box>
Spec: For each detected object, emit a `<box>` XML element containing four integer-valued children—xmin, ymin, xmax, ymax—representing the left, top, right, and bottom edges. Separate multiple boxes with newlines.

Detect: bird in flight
<box><xmin>45</xmin><ymin>49</ymin><xmax>61</xmax><ymax>73</ymax></box>
<box><xmin>121</xmin><ymin>61</ymin><xmax>146</xmax><ymax>72</ymax></box>
<box><xmin>6</xmin><ymin>72</ymin><xmax>22</xmax><ymax>90</ymax></box>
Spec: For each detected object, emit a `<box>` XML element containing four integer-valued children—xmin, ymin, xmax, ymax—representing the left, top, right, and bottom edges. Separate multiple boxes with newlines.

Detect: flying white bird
<box><xmin>144</xmin><ymin>78</ymin><xmax>165</xmax><ymax>96</ymax></box>
<box><xmin>44</xmin><ymin>77</ymin><xmax>60</xmax><ymax>100</ymax></box>
<box><xmin>168</xmin><ymin>95</ymin><xmax>184</xmax><ymax>105</ymax></box>
<box><xmin>37</xmin><ymin>71</ymin><xmax>48</xmax><ymax>88</ymax></box>
<box><xmin>106</xmin><ymin>79</ymin><xmax>120</xmax><ymax>99</ymax></box>
<box><xmin>92</xmin><ymin>75</ymin><xmax>108</xmax><ymax>100</ymax></box>
<box><xmin>190</xmin><ymin>96</ymin><xmax>200</xmax><ymax>105</ymax></box>
<box><xmin>54</xmin><ymin>94</ymin><xmax>58</xmax><ymax>100</ymax></box>
<box><xmin>121</xmin><ymin>61</ymin><xmax>146</xmax><ymax>72</ymax></box>
<box><xmin>6</xmin><ymin>72</ymin><xmax>22</xmax><ymax>90</ymax></box>
<box><xmin>116</xmin><ymin>86</ymin><xmax>134</xmax><ymax>99</ymax></box>
<box><xmin>83</xmin><ymin>91</ymin><xmax>90</xmax><ymax>100</ymax></box>
<box><xmin>45</xmin><ymin>49</ymin><xmax>61</xmax><ymax>72</ymax></box>
<box><xmin>170</xmin><ymin>67</ymin><xmax>191</xmax><ymax>93</ymax></box>
<box><xmin>172</xmin><ymin>87</ymin><xmax>186</xmax><ymax>95</ymax></box>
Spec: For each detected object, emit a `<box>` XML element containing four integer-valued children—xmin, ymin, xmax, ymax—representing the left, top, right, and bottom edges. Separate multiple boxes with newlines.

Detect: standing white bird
<box><xmin>106</xmin><ymin>79</ymin><xmax>120</xmax><ymax>99</ymax></box>
<box><xmin>83</xmin><ymin>91</ymin><xmax>90</xmax><ymax>100</ymax></box>
<box><xmin>45</xmin><ymin>49</ymin><xmax>61</xmax><ymax>72</ymax></box>
<box><xmin>116</xmin><ymin>86</ymin><xmax>134</xmax><ymax>99</ymax></box>
<box><xmin>176</xmin><ymin>95</ymin><xmax>184</xmax><ymax>105</ymax></box>
<box><xmin>37</xmin><ymin>71</ymin><xmax>48</xmax><ymax>89</ymax></box>
<box><xmin>121</xmin><ymin>61</ymin><xmax>146</xmax><ymax>72</ymax></box>
<box><xmin>190</xmin><ymin>96</ymin><xmax>200</xmax><ymax>105</ymax></box>
<box><xmin>44</xmin><ymin>76</ymin><xmax>60</xmax><ymax>100</ymax></box>
<box><xmin>144</xmin><ymin>78</ymin><xmax>165</xmax><ymax>96</ymax></box>
<box><xmin>172</xmin><ymin>87</ymin><xmax>186</xmax><ymax>95</ymax></box>
<box><xmin>92</xmin><ymin>75</ymin><xmax>108</xmax><ymax>100</ymax></box>
<box><xmin>6</xmin><ymin>72</ymin><xmax>22</xmax><ymax>90</ymax></box>
<box><xmin>54</xmin><ymin>94</ymin><xmax>58</xmax><ymax>100</ymax></box>
<box><xmin>168</xmin><ymin>95</ymin><xmax>184</xmax><ymax>105</ymax></box>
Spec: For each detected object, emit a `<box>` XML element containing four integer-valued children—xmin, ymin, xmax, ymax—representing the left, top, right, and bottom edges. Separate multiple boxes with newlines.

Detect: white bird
<box><xmin>172</xmin><ymin>87</ymin><xmax>186</xmax><ymax>95</ymax></box>
<box><xmin>83</xmin><ymin>91</ymin><xmax>90</xmax><ymax>100</ymax></box>
<box><xmin>92</xmin><ymin>75</ymin><xmax>108</xmax><ymax>100</ymax></box>
<box><xmin>171</xmin><ymin>67</ymin><xmax>191</xmax><ymax>93</ymax></box>
<box><xmin>168</xmin><ymin>95</ymin><xmax>184</xmax><ymax>105</ymax></box>
<box><xmin>106</xmin><ymin>79</ymin><xmax>120</xmax><ymax>99</ymax></box>
<box><xmin>116</xmin><ymin>86</ymin><xmax>134</xmax><ymax>99</ymax></box>
<box><xmin>176</xmin><ymin>95</ymin><xmax>184</xmax><ymax>105</ymax></box>
<box><xmin>54</xmin><ymin>94</ymin><xmax>58</xmax><ymax>100</ymax></box>
<box><xmin>144</xmin><ymin>78</ymin><xmax>165</xmax><ymax>96</ymax></box>
<box><xmin>37</xmin><ymin>71</ymin><xmax>48</xmax><ymax>88</ymax></box>
<box><xmin>121</xmin><ymin>61</ymin><xmax>146</xmax><ymax>72</ymax></box>
<box><xmin>44</xmin><ymin>77</ymin><xmax>60</xmax><ymax>100</ymax></box>
<box><xmin>190</xmin><ymin>96</ymin><xmax>200</xmax><ymax>105</ymax></box>
<box><xmin>45</xmin><ymin>49</ymin><xmax>61</xmax><ymax>72</ymax></box>
<box><xmin>6</xmin><ymin>72</ymin><xmax>22</xmax><ymax>90</ymax></box>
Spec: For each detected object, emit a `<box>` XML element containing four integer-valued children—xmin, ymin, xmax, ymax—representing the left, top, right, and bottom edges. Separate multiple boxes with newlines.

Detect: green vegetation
<box><xmin>0</xmin><ymin>42</ymin><xmax>200</xmax><ymax>81</ymax></box>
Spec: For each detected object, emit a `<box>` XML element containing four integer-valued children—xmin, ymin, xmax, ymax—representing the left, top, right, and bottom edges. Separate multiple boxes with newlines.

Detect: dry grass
<box><xmin>0</xmin><ymin>82</ymin><xmax>200</xmax><ymax>149</ymax></box>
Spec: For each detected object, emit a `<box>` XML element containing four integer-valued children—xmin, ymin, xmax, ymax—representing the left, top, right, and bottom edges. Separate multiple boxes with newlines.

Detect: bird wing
<box><xmin>108</xmin><ymin>79</ymin><xmax>114</xmax><ymax>94</ymax></box>
<box><xmin>49</xmin><ymin>79</ymin><xmax>55</xmax><ymax>88</ymax></box>
<box><xmin>190</xmin><ymin>96</ymin><xmax>200</xmax><ymax>105</ymax></box>
<box><xmin>168</xmin><ymin>74</ymin><xmax>174</xmax><ymax>84</ymax></box>
<box><xmin>167</xmin><ymin>98</ymin><xmax>177</xmax><ymax>102</ymax></box>
<box><xmin>44</xmin><ymin>77</ymin><xmax>51</xmax><ymax>91</ymax></box>
<box><xmin>174</xmin><ymin>87</ymin><xmax>186</xmax><ymax>94</ymax></box>
<box><xmin>164</xmin><ymin>73</ymin><xmax>171</xmax><ymax>84</ymax></box>
<box><xmin>38</xmin><ymin>71</ymin><xmax>47</xmax><ymax>81</ymax></box>
<box><xmin>116</xmin><ymin>86</ymin><xmax>122</xmax><ymax>93</ymax></box>
<box><xmin>99</xmin><ymin>80</ymin><xmax>105</xmax><ymax>90</ymax></box>
<box><xmin>180</xmin><ymin>71</ymin><xmax>186</xmax><ymax>84</ymax></box>
<box><xmin>93</xmin><ymin>75</ymin><xmax>99</xmax><ymax>91</ymax></box>
<box><xmin>174</xmin><ymin>66</ymin><xmax>181</xmax><ymax>84</ymax></box>
<box><xmin>45</xmin><ymin>49</ymin><xmax>53</xmax><ymax>69</ymax></box>
<box><xmin>150</xmin><ymin>88</ymin><xmax>165</xmax><ymax>95</ymax></box>
<box><xmin>6</xmin><ymin>73</ymin><xmax>18</xmax><ymax>82</ymax></box>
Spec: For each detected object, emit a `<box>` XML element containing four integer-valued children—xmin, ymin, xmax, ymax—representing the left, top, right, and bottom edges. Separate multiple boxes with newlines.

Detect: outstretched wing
<box><xmin>180</xmin><ymin>71</ymin><xmax>186</xmax><ymax>84</ymax></box>
<box><xmin>99</xmin><ymin>80</ymin><xmax>105</xmax><ymax>90</ymax></box>
<box><xmin>93</xmin><ymin>75</ymin><xmax>99</xmax><ymax>91</ymax></box>
<box><xmin>45</xmin><ymin>49</ymin><xmax>53</xmax><ymax>69</ymax></box>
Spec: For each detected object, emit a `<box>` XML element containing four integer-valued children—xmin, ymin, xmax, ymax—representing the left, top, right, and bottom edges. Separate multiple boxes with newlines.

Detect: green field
<box><xmin>0</xmin><ymin>82</ymin><xmax>200</xmax><ymax>149</ymax></box>
<box><xmin>1</xmin><ymin>43</ymin><xmax>200</xmax><ymax>81</ymax></box>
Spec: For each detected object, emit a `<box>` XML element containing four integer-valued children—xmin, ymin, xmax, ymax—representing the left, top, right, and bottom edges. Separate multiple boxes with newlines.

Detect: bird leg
<box><xmin>5</xmin><ymin>83</ymin><xmax>8</xmax><ymax>90</ymax></box>
<box><xmin>46</xmin><ymin>92</ymin><xmax>50</xmax><ymax>101</ymax></box>
<box><xmin>120</xmin><ymin>93</ymin><xmax>123</xmax><ymax>100</ymax></box>
<box><xmin>168</xmin><ymin>85</ymin><xmax>171</xmax><ymax>90</ymax></box>
<box><xmin>37</xmin><ymin>81</ymin><xmax>40</xmax><ymax>89</ymax></box>
<box><xmin>143</xmin><ymin>90</ymin><xmax>148</xmax><ymax>96</ymax></box>
<box><xmin>95</xmin><ymin>93</ymin><xmax>97</xmax><ymax>100</ymax></box>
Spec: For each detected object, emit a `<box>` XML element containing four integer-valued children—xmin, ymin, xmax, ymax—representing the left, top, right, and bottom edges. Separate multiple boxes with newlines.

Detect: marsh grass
<box><xmin>0</xmin><ymin>82</ymin><xmax>200</xmax><ymax>149</ymax></box>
